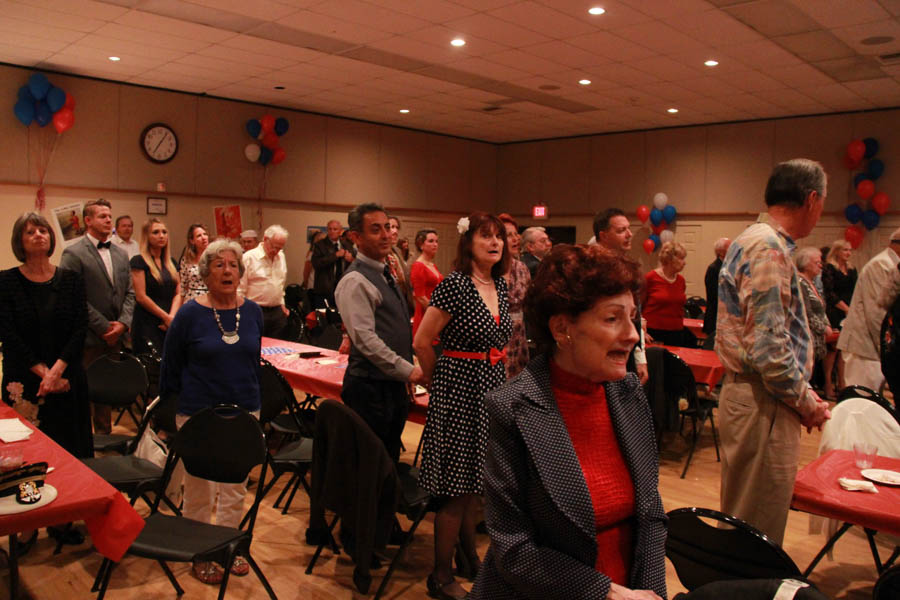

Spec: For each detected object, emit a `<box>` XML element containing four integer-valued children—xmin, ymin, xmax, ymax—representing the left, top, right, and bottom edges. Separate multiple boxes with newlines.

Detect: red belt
<box><xmin>443</xmin><ymin>348</ymin><xmax>507</xmax><ymax>366</ymax></box>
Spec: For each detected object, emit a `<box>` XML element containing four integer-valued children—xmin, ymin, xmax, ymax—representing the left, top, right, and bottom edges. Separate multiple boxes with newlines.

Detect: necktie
<box><xmin>97</xmin><ymin>241</ymin><xmax>111</xmax><ymax>249</ymax></box>
<box><xmin>383</xmin><ymin>264</ymin><xmax>396</xmax><ymax>289</ymax></box>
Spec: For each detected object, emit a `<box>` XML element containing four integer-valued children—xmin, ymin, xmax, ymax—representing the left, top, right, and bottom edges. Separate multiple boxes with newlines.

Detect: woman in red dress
<box><xmin>643</xmin><ymin>240</ymin><xmax>693</xmax><ymax>347</ymax></box>
<box><xmin>410</xmin><ymin>229</ymin><xmax>443</xmax><ymax>339</ymax></box>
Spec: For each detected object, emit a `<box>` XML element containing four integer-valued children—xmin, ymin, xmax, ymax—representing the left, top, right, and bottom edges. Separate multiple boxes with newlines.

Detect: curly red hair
<box><xmin>525</xmin><ymin>244</ymin><xmax>642</xmax><ymax>351</ymax></box>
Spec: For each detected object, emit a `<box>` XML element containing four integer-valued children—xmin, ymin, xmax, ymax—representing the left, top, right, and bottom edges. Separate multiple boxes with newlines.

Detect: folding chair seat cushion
<box><xmin>83</xmin><ymin>455</ymin><xmax>161</xmax><ymax>487</ymax></box>
<box><xmin>129</xmin><ymin>512</ymin><xmax>249</xmax><ymax>564</ymax></box>
<box><xmin>274</xmin><ymin>437</ymin><xmax>313</xmax><ymax>464</ymax></box>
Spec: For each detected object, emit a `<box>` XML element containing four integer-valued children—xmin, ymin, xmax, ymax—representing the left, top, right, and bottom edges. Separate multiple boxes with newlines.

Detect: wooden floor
<box><xmin>1</xmin><ymin>395</ymin><xmax>893</xmax><ymax>600</ymax></box>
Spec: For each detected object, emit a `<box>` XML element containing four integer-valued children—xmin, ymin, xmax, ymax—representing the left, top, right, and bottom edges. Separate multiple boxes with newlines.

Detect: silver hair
<box><xmin>713</xmin><ymin>237</ymin><xmax>730</xmax><ymax>256</ymax></box>
<box><xmin>521</xmin><ymin>226</ymin><xmax>546</xmax><ymax>246</ymax></box>
<box><xmin>793</xmin><ymin>246</ymin><xmax>821</xmax><ymax>273</ymax></box>
<box><xmin>198</xmin><ymin>239</ymin><xmax>244</xmax><ymax>279</ymax></box>
<box><xmin>264</xmin><ymin>224</ymin><xmax>288</xmax><ymax>240</ymax></box>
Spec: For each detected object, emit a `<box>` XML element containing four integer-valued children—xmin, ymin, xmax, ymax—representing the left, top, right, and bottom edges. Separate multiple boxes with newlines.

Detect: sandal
<box><xmin>230</xmin><ymin>556</ymin><xmax>250</xmax><ymax>577</ymax></box>
<box><xmin>191</xmin><ymin>561</ymin><xmax>223</xmax><ymax>585</ymax></box>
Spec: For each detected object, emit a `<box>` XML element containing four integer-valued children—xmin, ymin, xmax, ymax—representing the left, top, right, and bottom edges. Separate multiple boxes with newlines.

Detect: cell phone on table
<box><xmin>299</xmin><ymin>351</ymin><xmax>322</xmax><ymax>358</ymax></box>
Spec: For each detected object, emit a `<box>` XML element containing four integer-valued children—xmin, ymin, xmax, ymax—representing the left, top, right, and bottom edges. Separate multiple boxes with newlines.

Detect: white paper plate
<box><xmin>861</xmin><ymin>469</ymin><xmax>900</xmax><ymax>486</ymax></box>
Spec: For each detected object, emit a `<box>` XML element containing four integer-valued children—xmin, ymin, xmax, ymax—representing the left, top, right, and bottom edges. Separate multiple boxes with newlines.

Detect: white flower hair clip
<box><xmin>457</xmin><ymin>217</ymin><xmax>470</xmax><ymax>235</ymax></box>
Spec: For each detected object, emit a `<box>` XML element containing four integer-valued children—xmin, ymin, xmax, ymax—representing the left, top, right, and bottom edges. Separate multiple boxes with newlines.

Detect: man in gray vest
<box><xmin>335</xmin><ymin>202</ymin><xmax>425</xmax><ymax>462</ymax></box>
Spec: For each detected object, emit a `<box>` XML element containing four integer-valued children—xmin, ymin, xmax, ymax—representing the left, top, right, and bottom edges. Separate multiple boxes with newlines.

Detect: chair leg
<box><xmin>217</xmin><ymin>555</ymin><xmax>234</xmax><ymax>600</ymax></box>
<box><xmin>306</xmin><ymin>515</ymin><xmax>340</xmax><ymax>574</ymax></box>
<box><xmin>246</xmin><ymin>554</ymin><xmax>278</xmax><ymax>600</ymax></box>
<box><xmin>92</xmin><ymin>557</ymin><xmax>111</xmax><ymax>592</ymax></box>
<box><xmin>157</xmin><ymin>559</ymin><xmax>184</xmax><ymax>595</ymax></box>
<box><xmin>707</xmin><ymin>411</ymin><xmax>720</xmax><ymax>461</ymax></box>
<box><xmin>804</xmin><ymin>522</ymin><xmax>853</xmax><ymax>576</ymax></box>
<box><xmin>96</xmin><ymin>559</ymin><xmax>116</xmax><ymax>600</ymax></box>
<box><xmin>374</xmin><ymin>503</ymin><xmax>430</xmax><ymax>600</ymax></box>
<box><xmin>273</xmin><ymin>473</ymin><xmax>294</xmax><ymax>509</ymax></box>
<box><xmin>884</xmin><ymin>546</ymin><xmax>900</xmax><ymax>570</ymax></box>
<box><xmin>865</xmin><ymin>528</ymin><xmax>885</xmax><ymax>573</ymax></box>
<box><xmin>281</xmin><ymin>474</ymin><xmax>304</xmax><ymax>514</ymax></box>
<box><xmin>413</xmin><ymin>432</ymin><xmax>425</xmax><ymax>468</ymax></box>
<box><xmin>680</xmin><ymin>417</ymin><xmax>700</xmax><ymax>479</ymax></box>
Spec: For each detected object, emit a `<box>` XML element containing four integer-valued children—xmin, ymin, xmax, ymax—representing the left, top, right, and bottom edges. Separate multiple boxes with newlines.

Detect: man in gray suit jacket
<box><xmin>60</xmin><ymin>199</ymin><xmax>135</xmax><ymax>434</ymax></box>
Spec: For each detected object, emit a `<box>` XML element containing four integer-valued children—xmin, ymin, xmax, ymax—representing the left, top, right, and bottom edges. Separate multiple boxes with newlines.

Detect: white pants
<box><xmin>175</xmin><ymin>411</ymin><xmax>258</xmax><ymax>528</ymax></box>
<box><xmin>842</xmin><ymin>352</ymin><xmax>885</xmax><ymax>392</ymax></box>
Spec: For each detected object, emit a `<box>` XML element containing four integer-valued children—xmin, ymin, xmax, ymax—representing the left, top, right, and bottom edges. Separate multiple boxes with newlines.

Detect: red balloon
<box><xmin>872</xmin><ymin>192</ymin><xmax>890</xmax><ymax>216</ymax></box>
<box><xmin>843</xmin><ymin>153</ymin><xmax>861</xmax><ymax>170</ymax></box>
<box><xmin>260</xmin><ymin>114</ymin><xmax>275</xmax><ymax>133</ymax></box>
<box><xmin>847</xmin><ymin>139</ymin><xmax>865</xmax><ymax>163</ymax></box>
<box><xmin>856</xmin><ymin>179</ymin><xmax>875</xmax><ymax>200</ymax></box>
<box><xmin>652</xmin><ymin>223</ymin><xmax>666</xmax><ymax>235</ymax></box>
<box><xmin>844</xmin><ymin>225</ymin><xmax>864</xmax><ymax>249</ymax></box>
<box><xmin>64</xmin><ymin>93</ymin><xmax>75</xmax><ymax>110</ymax></box>
<box><xmin>271</xmin><ymin>147</ymin><xmax>286</xmax><ymax>165</ymax></box>
<box><xmin>642</xmin><ymin>238</ymin><xmax>656</xmax><ymax>254</ymax></box>
<box><xmin>261</xmin><ymin>131</ymin><xmax>279</xmax><ymax>149</ymax></box>
<box><xmin>52</xmin><ymin>107</ymin><xmax>74</xmax><ymax>133</ymax></box>
<box><xmin>636</xmin><ymin>205</ymin><xmax>650</xmax><ymax>223</ymax></box>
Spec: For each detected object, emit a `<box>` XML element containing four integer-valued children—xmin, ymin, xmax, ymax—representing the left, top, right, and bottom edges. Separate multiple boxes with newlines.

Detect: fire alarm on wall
<box><xmin>532</xmin><ymin>204</ymin><xmax>548</xmax><ymax>219</ymax></box>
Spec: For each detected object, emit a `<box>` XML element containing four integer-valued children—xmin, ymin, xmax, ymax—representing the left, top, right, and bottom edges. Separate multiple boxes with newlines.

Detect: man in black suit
<box><xmin>702</xmin><ymin>237</ymin><xmax>731</xmax><ymax>341</ymax></box>
<box><xmin>311</xmin><ymin>219</ymin><xmax>355</xmax><ymax>308</ymax></box>
<box><xmin>520</xmin><ymin>226</ymin><xmax>550</xmax><ymax>277</ymax></box>
<box><xmin>60</xmin><ymin>198</ymin><xmax>135</xmax><ymax>434</ymax></box>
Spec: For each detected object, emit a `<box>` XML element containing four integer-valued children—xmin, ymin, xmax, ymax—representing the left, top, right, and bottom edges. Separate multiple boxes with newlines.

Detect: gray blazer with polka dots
<box><xmin>470</xmin><ymin>355</ymin><xmax>668</xmax><ymax>600</ymax></box>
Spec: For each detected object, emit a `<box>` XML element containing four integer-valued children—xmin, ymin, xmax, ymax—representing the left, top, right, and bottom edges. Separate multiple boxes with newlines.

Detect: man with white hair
<box><xmin>703</xmin><ymin>237</ymin><xmax>731</xmax><ymax>340</ymax></box>
<box><xmin>837</xmin><ymin>228</ymin><xmax>900</xmax><ymax>391</ymax></box>
<box><xmin>239</xmin><ymin>224</ymin><xmax>289</xmax><ymax>338</ymax></box>
<box><xmin>239</xmin><ymin>230</ymin><xmax>258</xmax><ymax>252</ymax></box>
<box><xmin>520</xmin><ymin>226</ymin><xmax>550</xmax><ymax>277</ymax></box>
<box><xmin>312</xmin><ymin>219</ymin><xmax>355</xmax><ymax>308</ymax></box>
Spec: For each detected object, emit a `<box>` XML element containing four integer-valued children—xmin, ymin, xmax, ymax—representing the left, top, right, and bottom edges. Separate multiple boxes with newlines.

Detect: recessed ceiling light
<box><xmin>578</xmin><ymin>79</ymin><xmax>591</xmax><ymax>85</ymax></box>
<box><xmin>450</xmin><ymin>38</ymin><xmax>466</xmax><ymax>47</ymax></box>
<box><xmin>667</xmin><ymin>108</ymin><xmax>679</xmax><ymax>113</ymax></box>
<box><xmin>399</xmin><ymin>109</ymin><xmax>410</xmax><ymax>113</ymax></box>
<box><xmin>588</xmin><ymin>7</ymin><xmax>606</xmax><ymax>15</ymax></box>
<box><xmin>273</xmin><ymin>85</ymin><xmax>285</xmax><ymax>90</ymax></box>
<box><xmin>108</xmin><ymin>56</ymin><xmax>120</xmax><ymax>61</ymax></box>
<box><xmin>704</xmin><ymin>59</ymin><xmax>719</xmax><ymax>67</ymax></box>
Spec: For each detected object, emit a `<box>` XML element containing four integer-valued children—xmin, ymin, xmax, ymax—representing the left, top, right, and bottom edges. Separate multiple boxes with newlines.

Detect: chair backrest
<box><xmin>86</xmin><ymin>352</ymin><xmax>149</xmax><ymax>407</ymax></box>
<box><xmin>819</xmin><ymin>397</ymin><xmax>900</xmax><ymax>458</ymax></box>
<box><xmin>666</xmin><ymin>507</ymin><xmax>801</xmax><ymax>591</ymax></box>
<box><xmin>284</xmin><ymin>283</ymin><xmax>305</xmax><ymax>313</ymax></box>
<box><xmin>258</xmin><ymin>358</ymin><xmax>306</xmax><ymax>431</ymax></box>
<box><xmin>874</xmin><ymin>564</ymin><xmax>900</xmax><ymax>600</ymax></box>
<box><xmin>308</xmin><ymin>322</ymin><xmax>344</xmax><ymax>351</ymax></box>
<box><xmin>684</xmin><ymin>296</ymin><xmax>706</xmax><ymax>318</ymax></box>
<box><xmin>124</xmin><ymin>394</ymin><xmax>166</xmax><ymax>454</ymax></box>
<box><xmin>172</xmin><ymin>405</ymin><xmax>267</xmax><ymax>483</ymax></box>
<box><xmin>134</xmin><ymin>348</ymin><xmax>162</xmax><ymax>401</ymax></box>
<box><xmin>837</xmin><ymin>384</ymin><xmax>895</xmax><ymax>413</ymax></box>
<box><xmin>661</xmin><ymin>349</ymin><xmax>699</xmax><ymax>407</ymax></box>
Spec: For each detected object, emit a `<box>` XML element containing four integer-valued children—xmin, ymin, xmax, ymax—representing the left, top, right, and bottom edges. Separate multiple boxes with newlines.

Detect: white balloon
<box><xmin>244</xmin><ymin>143</ymin><xmax>261</xmax><ymax>162</ymax></box>
<box><xmin>653</xmin><ymin>192</ymin><xmax>668</xmax><ymax>209</ymax></box>
<box><xmin>659</xmin><ymin>229</ymin><xmax>674</xmax><ymax>244</ymax></box>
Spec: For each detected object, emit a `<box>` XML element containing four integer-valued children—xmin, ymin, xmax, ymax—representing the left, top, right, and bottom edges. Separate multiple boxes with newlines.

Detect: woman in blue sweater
<box><xmin>159</xmin><ymin>238</ymin><xmax>263</xmax><ymax>585</ymax></box>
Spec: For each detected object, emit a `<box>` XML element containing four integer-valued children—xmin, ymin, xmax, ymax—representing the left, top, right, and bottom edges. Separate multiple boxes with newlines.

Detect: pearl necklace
<box><xmin>471</xmin><ymin>273</ymin><xmax>493</xmax><ymax>285</ymax></box>
<box><xmin>212</xmin><ymin>303</ymin><xmax>241</xmax><ymax>344</ymax></box>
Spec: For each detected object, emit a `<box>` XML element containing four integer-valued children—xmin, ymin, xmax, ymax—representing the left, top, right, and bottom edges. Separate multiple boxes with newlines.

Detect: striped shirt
<box><xmin>715</xmin><ymin>213</ymin><xmax>816</xmax><ymax>417</ymax></box>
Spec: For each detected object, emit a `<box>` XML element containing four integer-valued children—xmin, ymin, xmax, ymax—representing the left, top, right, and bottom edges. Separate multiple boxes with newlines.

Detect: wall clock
<box><xmin>140</xmin><ymin>123</ymin><xmax>178</xmax><ymax>164</ymax></box>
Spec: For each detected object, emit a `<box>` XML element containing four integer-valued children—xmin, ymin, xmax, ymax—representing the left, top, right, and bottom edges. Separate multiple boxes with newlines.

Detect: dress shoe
<box><xmin>427</xmin><ymin>573</ymin><xmax>468</xmax><ymax>600</ymax></box>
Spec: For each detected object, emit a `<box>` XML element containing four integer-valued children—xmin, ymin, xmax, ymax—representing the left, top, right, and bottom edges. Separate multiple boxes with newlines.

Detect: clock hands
<box><xmin>153</xmin><ymin>132</ymin><xmax>169</xmax><ymax>154</ymax></box>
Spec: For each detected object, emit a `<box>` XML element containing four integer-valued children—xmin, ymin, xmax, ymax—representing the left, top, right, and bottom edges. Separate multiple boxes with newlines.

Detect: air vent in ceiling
<box><xmin>877</xmin><ymin>52</ymin><xmax>900</xmax><ymax>65</ymax></box>
<box><xmin>469</xmin><ymin>106</ymin><xmax>516</xmax><ymax>116</ymax></box>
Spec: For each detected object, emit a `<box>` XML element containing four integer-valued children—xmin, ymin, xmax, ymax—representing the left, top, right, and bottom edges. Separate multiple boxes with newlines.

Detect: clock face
<box><xmin>140</xmin><ymin>123</ymin><xmax>178</xmax><ymax>164</ymax></box>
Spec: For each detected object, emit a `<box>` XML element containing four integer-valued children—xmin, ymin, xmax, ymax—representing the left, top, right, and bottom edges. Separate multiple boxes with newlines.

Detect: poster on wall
<box><xmin>306</xmin><ymin>225</ymin><xmax>326</xmax><ymax>243</ymax></box>
<box><xmin>214</xmin><ymin>205</ymin><xmax>242</xmax><ymax>240</ymax></box>
<box><xmin>52</xmin><ymin>202</ymin><xmax>86</xmax><ymax>247</ymax></box>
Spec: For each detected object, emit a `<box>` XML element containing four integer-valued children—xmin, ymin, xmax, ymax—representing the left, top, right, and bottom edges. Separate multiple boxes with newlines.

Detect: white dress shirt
<box><xmin>239</xmin><ymin>244</ymin><xmax>287</xmax><ymax>307</ymax></box>
<box><xmin>112</xmin><ymin>234</ymin><xmax>140</xmax><ymax>260</ymax></box>
<box><xmin>86</xmin><ymin>231</ymin><xmax>115</xmax><ymax>283</ymax></box>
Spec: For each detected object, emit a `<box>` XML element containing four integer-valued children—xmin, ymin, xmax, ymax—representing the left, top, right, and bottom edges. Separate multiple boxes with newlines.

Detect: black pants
<box><xmin>341</xmin><ymin>374</ymin><xmax>409</xmax><ymax>463</ymax></box>
<box><xmin>260</xmin><ymin>305</ymin><xmax>288</xmax><ymax>339</ymax></box>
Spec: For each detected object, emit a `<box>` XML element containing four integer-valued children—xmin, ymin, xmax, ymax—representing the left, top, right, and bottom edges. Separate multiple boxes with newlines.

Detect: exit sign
<box><xmin>532</xmin><ymin>204</ymin><xmax>548</xmax><ymax>219</ymax></box>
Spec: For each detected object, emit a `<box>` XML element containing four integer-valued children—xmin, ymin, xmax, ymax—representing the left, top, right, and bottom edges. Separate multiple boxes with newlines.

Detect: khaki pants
<box><xmin>719</xmin><ymin>372</ymin><xmax>801</xmax><ymax>545</ymax></box>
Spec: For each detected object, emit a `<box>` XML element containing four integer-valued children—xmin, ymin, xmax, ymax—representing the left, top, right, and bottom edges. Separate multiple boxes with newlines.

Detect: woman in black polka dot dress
<box><xmin>413</xmin><ymin>212</ymin><xmax>512</xmax><ymax>600</ymax></box>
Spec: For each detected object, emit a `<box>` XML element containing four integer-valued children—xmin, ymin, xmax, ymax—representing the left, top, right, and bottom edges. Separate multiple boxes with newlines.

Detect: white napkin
<box><xmin>0</xmin><ymin>418</ymin><xmax>32</xmax><ymax>443</ymax></box>
<box><xmin>838</xmin><ymin>477</ymin><xmax>878</xmax><ymax>493</ymax></box>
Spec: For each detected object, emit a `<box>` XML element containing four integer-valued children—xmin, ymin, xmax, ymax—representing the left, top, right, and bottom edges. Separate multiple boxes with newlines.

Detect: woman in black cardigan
<box><xmin>0</xmin><ymin>212</ymin><xmax>91</xmax><ymax>459</ymax></box>
<box><xmin>470</xmin><ymin>245</ymin><xmax>667</xmax><ymax>600</ymax></box>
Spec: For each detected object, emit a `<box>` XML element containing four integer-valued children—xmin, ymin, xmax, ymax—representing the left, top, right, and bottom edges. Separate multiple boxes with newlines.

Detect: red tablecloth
<box><xmin>683</xmin><ymin>318</ymin><xmax>706</xmax><ymax>339</ymax></box>
<box><xmin>655</xmin><ymin>344</ymin><xmax>724</xmax><ymax>388</ymax></box>
<box><xmin>261</xmin><ymin>337</ymin><xmax>346</xmax><ymax>400</ymax></box>
<box><xmin>792</xmin><ymin>449</ymin><xmax>900</xmax><ymax>537</ymax></box>
<box><xmin>0</xmin><ymin>406</ymin><xmax>144</xmax><ymax>561</ymax></box>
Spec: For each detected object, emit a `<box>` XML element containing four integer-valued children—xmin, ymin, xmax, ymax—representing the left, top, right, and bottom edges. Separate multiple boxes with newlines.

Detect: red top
<box><xmin>550</xmin><ymin>361</ymin><xmax>635</xmax><ymax>584</ymax></box>
<box><xmin>410</xmin><ymin>261</ymin><xmax>443</xmax><ymax>338</ymax></box>
<box><xmin>643</xmin><ymin>270</ymin><xmax>686</xmax><ymax>331</ymax></box>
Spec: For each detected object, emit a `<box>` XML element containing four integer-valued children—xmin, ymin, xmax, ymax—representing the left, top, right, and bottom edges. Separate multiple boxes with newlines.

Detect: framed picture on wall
<box><xmin>307</xmin><ymin>225</ymin><xmax>326</xmax><ymax>243</ymax></box>
<box><xmin>147</xmin><ymin>196</ymin><xmax>167</xmax><ymax>215</ymax></box>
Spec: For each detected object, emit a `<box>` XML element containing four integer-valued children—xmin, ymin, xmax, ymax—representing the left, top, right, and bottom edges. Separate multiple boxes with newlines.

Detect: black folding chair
<box><xmin>874</xmin><ymin>564</ymin><xmax>900</xmax><ymax>600</ymax></box>
<box><xmin>87</xmin><ymin>352</ymin><xmax>149</xmax><ymax>452</ymax></box>
<box><xmin>666</xmin><ymin>507</ymin><xmax>801</xmax><ymax>591</ymax></box>
<box><xmin>684</xmin><ymin>296</ymin><xmax>706</xmax><ymax>319</ymax></box>
<box><xmin>92</xmin><ymin>405</ymin><xmax>276</xmax><ymax>600</ymax></box>
<box><xmin>837</xmin><ymin>385</ymin><xmax>899</xmax><ymax>424</ymax></box>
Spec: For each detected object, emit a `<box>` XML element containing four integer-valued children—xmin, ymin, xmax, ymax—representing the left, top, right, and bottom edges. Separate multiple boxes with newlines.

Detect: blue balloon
<box><xmin>863</xmin><ymin>137</ymin><xmax>879</xmax><ymax>159</ymax></box>
<box><xmin>246</xmin><ymin>119</ymin><xmax>261</xmax><ymax>138</ymax></box>
<box><xmin>650</xmin><ymin>208</ymin><xmax>663</xmax><ymax>226</ymax></box>
<box><xmin>34</xmin><ymin>101</ymin><xmax>51</xmax><ymax>127</ymax></box>
<box><xmin>862</xmin><ymin>209</ymin><xmax>880</xmax><ymax>231</ymax></box>
<box><xmin>46</xmin><ymin>86</ymin><xmax>66</xmax><ymax>113</ymax></box>
<box><xmin>17</xmin><ymin>86</ymin><xmax>34</xmax><ymax>103</ymax></box>
<box><xmin>28</xmin><ymin>73</ymin><xmax>50</xmax><ymax>101</ymax></box>
<box><xmin>649</xmin><ymin>234</ymin><xmax>661</xmax><ymax>249</ymax></box>
<box><xmin>258</xmin><ymin>145</ymin><xmax>273</xmax><ymax>166</ymax></box>
<box><xmin>274</xmin><ymin>117</ymin><xmax>289</xmax><ymax>136</ymax></box>
<box><xmin>662</xmin><ymin>204</ymin><xmax>677</xmax><ymax>224</ymax></box>
<box><xmin>845</xmin><ymin>203</ymin><xmax>863</xmax><ymax>224</ymax></box>
<box><xmin>13</xmin><ymin>99</ymin><xmax>34</xmax><ymax>126</ymax></box>
<box><xmin>853</xmin><ymin>172</ymin><xmax>869</xmax><ymax>188</ymax></box>
<box><xmin>868</xmin><ymin>158</ymin><xmax>885</xmax><ymax>181</ymax></box>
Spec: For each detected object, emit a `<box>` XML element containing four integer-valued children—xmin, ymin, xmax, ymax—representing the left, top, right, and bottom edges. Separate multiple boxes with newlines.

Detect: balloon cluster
<box><xmin>843</xmin><ymin>137</ymin><xmax>889</xmax><ymax>249</ymax></box>
<box><xmin>244</xmin><ymin>115</ymin><xmax>289</xmax><ymax>166</ymax></box>
<box><xmin>13</xmin><ymin>73</ymin><xmax>76</xmax><ymax>134</ymax></box>
<box><xmin>636</xmin><ymin>193</ymin><xmax>677</xmax><ymax>254</ymax></box>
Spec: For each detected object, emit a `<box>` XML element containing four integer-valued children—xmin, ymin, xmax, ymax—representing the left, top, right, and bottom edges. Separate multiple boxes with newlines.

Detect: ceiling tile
<box><xmin>179</xmin><ymin>0</ymin><xmax>298</xmax><ymax>21</ymax></box>
<box><xmin>0</xmin><ymin>16</ymin><xmax>87</xmax><ymax>43</ymax></box>
<box><xmin>114</xmin><ymin>10</ymin><xmax>236</xmax><ymax>43</ymax></box>
<box><xmin>724</xmin><ymin>0</ymin><xmax>820</xmax><ymax>37</ymax></box>
<box><xmin>405</xmin><ymin>25</ymin><xmax>509</xmax><ymax>56</ymax></box>
<box><xmin>367</xmin><ymin>34</ymin><xmax>461</xmax><ymax>64</ymax></box>
<box><xmin>776</xmin><ymin>30</ymin><xmax>856</xmax><ymax>62</ymax></box>
<box><xmin>482</xmin><ymin>48</ymin><xmax>567</xmax><ymax>76</ymax></box>
<box><xmin>197</xmin><ymin>44</ymin><xmax>296</xmax><ymax>69</ymax></box>
<box><xmin>845</xmin><ymin>77</ymin><xmax>900</xmax><ymax>102</ymax></box>
<box><xmin>615</xmin><ymin>20</ymin><xmax>709</xmax><ymax>55</ymax></box>
<box><xmin>766</xmin><ymin>62</ymin><xmax>836</xmax><ymax>86</ymax></box>
<box><xmin>567</xmin><ymin>30</ymin><xmax>657</xmax><ymax>62</ymax></box>
<box><xmin>488</xmin><ymin>1</ymin><xmax>596</xmax><ymax>39</ymax></box>
<box><xmin>831</xmin><ymin>19</ymin><xmax>900</xmax><ymax>55</ymax></box>
<box><xmin>630</xmin><ymin>55</ymin><xmax>705</xmax><ymax>82</ymax></box>
<box><xmin>519</xmin><ymin>40</ymin><xmax>604</xmax><ymax>68</ymax></box>
<box><xmin>0</xmin><ymin>31</ymin><xmax>69</xmax><ymax>53</ymax></box>
<box><xmin>666</xmin><ymin>8</ymin><xmax>764</xmax><ymax>47</ymax></box>
<box><xmin>0</xmin><ymin>42</ymin><xmax>53</xmax><ymax>64</ymax></box>
<box><xmin>789</xmin><ymin>0</ymin><xmax>890</xmax><ymax>28</ymax></box>
<box><xmin>93</xmin><ymin>22</ymin><xmax>214</xmax><ymax>52</ymax></box>
<box><xmin>75</xmin><ymin>34</ymin><xmax>189</xmax><ymax>61</ymax></box>
<box><xmin>714</xmin><ymin>68</ymin><xmax>786</xmax><ymax>93</ymax></box>
<box><xmin>16</xmin><ymin>0</ymin><xmax>128</xmax><ymax>21</ymax></box>
<box><xmin>278</xmin><ymin>10</ymin><xmax>394</xmax><ymax>44</ymax></box>
<box><xmin>366</xmin><ymin>0</ymin><xmax>475</xmax><ymax>23</ymax></box>
<box><xmin>676</xmin><ymin>75</ymin><xmax>744</xmax><ymax>97</ymax></box>
<box><xmin>309</xmin><ymin>0</ymin><xmax>431</xmax><ymax>34</ymax></box>
<box><xmin>217</xmin><ymin>34</ymin><xmax>323</xmax><ymax>62</ymax></box>
<box><xmin>581</xmin><ymin>63</ymin><xmax>661</xmax><ymax>87</ymax></box>
<box><xmin>720</xmin><ymin>39</ymin><xmax>805</xmax><ymax>69</ymax></box>
<box><xmin>0</xmin><ymin>0</ymin><xmax>105</xmax><ymax>31</ymax></box>
<box><xmin>177</xmin><ymin>53</ymin><xmax>273</xmax><ymax>77</ymax></box>
<box><xmin>445</xmin><ymin>12</ymin><xmax>552</xmax><ymax>48</ymax></box>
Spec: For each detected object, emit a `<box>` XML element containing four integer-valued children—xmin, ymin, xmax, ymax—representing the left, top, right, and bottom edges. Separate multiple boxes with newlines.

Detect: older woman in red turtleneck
<box><xmin>469</xmin><ymin>244</ymin><xmax>666</xmax><ymax>600</ymax></box>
